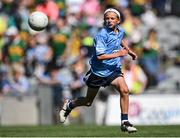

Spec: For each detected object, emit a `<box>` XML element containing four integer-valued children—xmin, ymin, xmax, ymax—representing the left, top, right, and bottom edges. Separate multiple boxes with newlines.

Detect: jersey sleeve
<box><xmin>94</xmin><ymin>35</ymin><xmax>107</xmax><ymax>56</ymax></box>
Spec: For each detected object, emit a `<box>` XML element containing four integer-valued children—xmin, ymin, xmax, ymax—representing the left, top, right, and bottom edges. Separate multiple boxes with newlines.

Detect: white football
<box><xmin>28</xmin><ymin>11</ymin><xmax>48</xmax><ymax>31</ymax></box>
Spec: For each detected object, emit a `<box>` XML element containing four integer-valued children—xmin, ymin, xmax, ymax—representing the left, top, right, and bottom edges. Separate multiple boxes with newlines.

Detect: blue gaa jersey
<box><xmin>90</xmin><ymin>25</ymin><xmax>125</xmax><ymax>77</ymax></box>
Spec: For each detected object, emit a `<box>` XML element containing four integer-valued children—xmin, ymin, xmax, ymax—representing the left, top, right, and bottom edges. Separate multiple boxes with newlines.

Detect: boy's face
<box><xmin>104</xmin><ymin>12</ymin><xmax>120</xmax><ymax>29</ymax></box>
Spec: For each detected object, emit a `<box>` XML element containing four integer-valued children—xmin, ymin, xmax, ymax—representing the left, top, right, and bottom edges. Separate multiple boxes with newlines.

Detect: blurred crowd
<box><xmin>0</xmin><ymin>0</ymin><xmax>180</xmax><ymax>123</ymax></box>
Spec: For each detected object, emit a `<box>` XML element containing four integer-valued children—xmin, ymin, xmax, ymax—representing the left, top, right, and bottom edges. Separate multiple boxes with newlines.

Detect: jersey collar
<box><xmin>105</xmin><ymin>25</ymin><xmax>122</xmax><ymax>34</ymax></box>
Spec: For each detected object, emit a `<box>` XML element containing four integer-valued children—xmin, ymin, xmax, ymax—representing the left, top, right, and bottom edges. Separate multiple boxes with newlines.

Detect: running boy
<box><xmin>59</xmin><ymin>8</ymin><xmax>137</xmax><ymax>133</ymax></box>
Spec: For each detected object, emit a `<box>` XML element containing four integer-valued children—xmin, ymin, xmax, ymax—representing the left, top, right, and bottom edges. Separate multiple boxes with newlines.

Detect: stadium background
<box><xmin>0</xmin><ymin>0</ymin><xmax>180</xmax><ymax>136</ymax></box>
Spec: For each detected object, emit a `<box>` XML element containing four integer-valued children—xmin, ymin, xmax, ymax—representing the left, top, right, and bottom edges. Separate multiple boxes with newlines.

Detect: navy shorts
<box><xmin>83</xmin><ymin>70</ymin><xmax>124</xmax><ymax>88</ymax></box>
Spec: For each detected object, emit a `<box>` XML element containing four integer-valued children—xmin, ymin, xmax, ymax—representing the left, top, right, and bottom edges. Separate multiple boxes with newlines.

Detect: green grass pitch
<box><xmin>0</xmin><ymin>125</ymin><xmax>180</xmax><ymax>137</ymax></box>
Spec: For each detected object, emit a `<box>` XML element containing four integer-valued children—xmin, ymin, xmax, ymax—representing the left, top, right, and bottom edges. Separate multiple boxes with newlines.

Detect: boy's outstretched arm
<box><xmin>121</xmin><ymin>39</ymin><xmax>137</xmax><ymax>60</ymax></box>
<box><xmin>97</xmin><ymin>49</ymin><xmax>128</xmax><ymax>60</ymax></box>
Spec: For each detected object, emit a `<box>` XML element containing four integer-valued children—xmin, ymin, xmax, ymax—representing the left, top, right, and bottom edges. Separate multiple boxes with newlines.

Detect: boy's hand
<box><xmin>128</xmin><ymin>51</ymin><xmax>137</xmax><ymax>60</ymax></box>
<box><xmin>121</xmin><ymin>39</ymin><xmax>137</xmax><ymax>60</ymax></box>
<box><xmin>117</xmin><ymin>48</ymin><xmax>129</xmax><ymax>57</ymax></box>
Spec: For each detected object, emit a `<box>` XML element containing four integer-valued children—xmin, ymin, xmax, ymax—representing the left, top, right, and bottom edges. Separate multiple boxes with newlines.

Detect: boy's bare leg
<box><xmin>71</xmin><ymin>87</ymin><xmax>100</xmax><ymax>107</ymax></box>
<box><xmin>59</xmin><ymin>87</ymin><xmax>100</xmax><ymax>123</ymax></box>
<box><xmin>111</xmin><ymin>76</ymin><xmax>129</xmax><ymax>114</ymax></box>
<box><xmin>111</xmin><ymin>76</ymin><xmax>137</xmax><ymax>133</ymax></box>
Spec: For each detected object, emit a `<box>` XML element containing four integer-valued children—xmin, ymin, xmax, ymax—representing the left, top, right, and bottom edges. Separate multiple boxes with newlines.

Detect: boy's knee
<box><xmin>121</xmin><ymin>88</ymin><xmax>129</xmax><ymax>96</ymax></box>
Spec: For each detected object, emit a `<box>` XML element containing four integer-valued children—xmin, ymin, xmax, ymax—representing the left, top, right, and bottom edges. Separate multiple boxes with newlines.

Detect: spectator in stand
<box><xmin>0</xmin><ymin>15</ymin><xmax>7</xmax><ymax>63</ymax></box>
<box><xmin>55</xmin><ymin>0</ymin><xmax>66</xmax><ymax>18</ymax></box>
<box><xmin>81</xmin><ymin>30</ymin><xmax>94</xmax><ymax>58</ymax></box>
<box><xmin>36</xmin><ymin>65</ymin><xmax>64</xmax><ymax>123</ymax></box>
<box><xmin>123</xmin><ymin>56</ymin><xmax>147</xmax><ymax>94</ymax></box>
<box><xmin>24</xmin><ymin>35</ymin><xmax>37</xmax><ymax>77</ymax></box>
<box><xmin>141</xmin><ymin>7</ymin><xmax>158</xmax><ymax>29</ymax></box>
<box><xmin>9</xmin><ymin>63</ymin><xmax>29</xmax><ymax>96</ymax></box>
<box><xmin>50</xmin><ymin>18</ymin><xmax>70</xmax><ymax>66</ymax></box>
<box><xmin>80</xmin><ymin>0</ymin><xmax>100</xmax><ymax>26</ymax></box>
<box><xmin>33</xmin><ymin>33</ymin><xmax>53</xmax><ymax>77</ymax></box>
<box><xmin>69</xmin><ymin>57</ymin><xmax>86</xmax><ymax>99</ymax></box>
<box><xmin>0</xmin><ymin>65</ymin><xmax>11</xmax><ymax>95</ymax></box>
<box><xmin>4</xmin><ymin>26</ymin><xmax>26</xmax><ymax>64</ymax></box>
<box><xmin>36</xmin><ymin>0</ymin><xmax>59</xmax><ymax>22</ymax></box>
<box><xmin>129</xmin><ymin>0</ymin><xmax>146</xmax><ymax>16</ymax></box>
<box><xmin>65</xmin><ymin>27</ymin><xmax>81</xmax><ymax>63</ymax></box>
<box><xmin>121</xmin><ymin>8</ymin><xmax>135</xmax><ymax>36</ymax></box>
<box><xmin>140</xmin><ymin>28</ymin><xmax>160</xmax><ymax>88</ymax></box>
<box><xmin>0</xmin><ymin>0</ymin><xmax>21</xmax><ymax>29</ymax></box>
